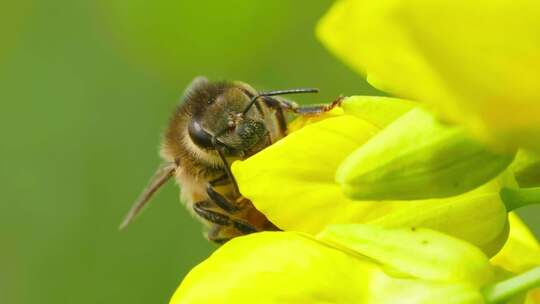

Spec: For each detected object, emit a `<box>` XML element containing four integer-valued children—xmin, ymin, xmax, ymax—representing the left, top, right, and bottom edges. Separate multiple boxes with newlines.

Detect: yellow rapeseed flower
<box><xmin>492</xmin><ymin>213</ymin><xmax>540</xmax><ymax>274</ymax></box>
<box><xmin>490</xmin><ymin>213</ymin><xmax>540</xmax><ymax>303</ymax></box>
<box><xmin>171</xmin><ymin>226</ymin><xmax>493</xmax><ymax>304</ymax></box>
<box><xmin>170</xmin><ymin>216</ymin><xmax>540</xmax><ymax>303</ymax></box>
<box><xmin>170</xmin><ymin>1</ymin><xmax>540</xmax><ymax>302</ymax></box>
<box><xmin>232</xmin><ymin>97</ymin><xmax>511</xmax><ymax>256</ymax></box>
<box><xmin>317</xmin><ymin>0</ymin><xmax>540</xmax><ymax>152</ymax></box>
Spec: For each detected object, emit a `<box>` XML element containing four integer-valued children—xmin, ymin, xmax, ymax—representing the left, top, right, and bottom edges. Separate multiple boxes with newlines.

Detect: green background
<box><xmin>1</xmin><ymin>1</ymin><xmax>538</xmax><ymax>303</ymax></box>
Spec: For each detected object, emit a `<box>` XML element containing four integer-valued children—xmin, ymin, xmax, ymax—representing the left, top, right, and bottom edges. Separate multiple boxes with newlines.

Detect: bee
<box><xmin>120</xmin><ymin>77</ymin><xmax>340</xmax><ymax>243</ymax></box>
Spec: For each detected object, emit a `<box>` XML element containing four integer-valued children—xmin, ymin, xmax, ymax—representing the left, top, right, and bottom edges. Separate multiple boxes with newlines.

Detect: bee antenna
<box><xmin>242</xmin><ymin>88</ymin><xmax>319</xmax><ymax>115</ymax></box>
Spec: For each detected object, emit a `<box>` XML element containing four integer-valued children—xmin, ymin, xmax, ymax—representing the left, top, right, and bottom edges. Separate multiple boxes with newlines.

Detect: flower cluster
<box><xmin>170</xmin><ymin>0</ymin><xmax>540</xmax><ymax>303</ymax></box>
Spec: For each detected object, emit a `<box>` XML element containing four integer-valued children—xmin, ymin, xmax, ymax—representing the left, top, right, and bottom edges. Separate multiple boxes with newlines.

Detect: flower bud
<box><xmin>511</xmin><ymin>150</ymin><xmax>540</xmax><ymax>188</ymax></box>
<box><xmin>337</xmin><ymin>108</ymin><xmax>514</xmax><ymax>200</ymax></box>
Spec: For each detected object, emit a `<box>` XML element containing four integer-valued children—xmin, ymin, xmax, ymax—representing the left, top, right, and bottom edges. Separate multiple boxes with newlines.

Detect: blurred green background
<box><xmin>1</xmin><ymin>1</ymin><xmax>538</xmax><ymax>303</ymax></box>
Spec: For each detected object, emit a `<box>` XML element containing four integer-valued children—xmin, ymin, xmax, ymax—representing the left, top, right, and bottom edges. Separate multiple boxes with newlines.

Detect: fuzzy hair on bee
<box><xmin>120</xmin><ymin>76</ymin><xmax>341</xmax><ymax>243</ymax></box>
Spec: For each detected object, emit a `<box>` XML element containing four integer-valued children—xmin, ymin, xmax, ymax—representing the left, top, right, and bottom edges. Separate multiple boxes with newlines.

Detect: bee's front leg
<box><xmin>262</xmin><ymin>95</ymin><xmax>344</xmax><ymax>116</ymax></box>
<box><xmin>206</xmin><ymin>183</ymin><xmax>241</xmax><ymax>213</ymax></box>
<box><xmin>193</xmin><ymin>200</ymin><xmax>258</xmax><ymax>236</ymax></box>
<box><xmin>208</xmin><ymin>174</ymin><xmax>243</xmax><ymax>213</ymax></box>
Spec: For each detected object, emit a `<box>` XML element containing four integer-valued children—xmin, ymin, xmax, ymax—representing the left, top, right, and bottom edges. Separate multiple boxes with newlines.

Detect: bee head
<box><xmin>185</xmin><ymin>79</ymin><xmax>269</xmax><ymax>158</ymax></box>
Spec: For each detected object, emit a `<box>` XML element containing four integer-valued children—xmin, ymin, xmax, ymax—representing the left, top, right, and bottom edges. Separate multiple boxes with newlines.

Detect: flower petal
<box><xmin>171</xmin><ymin>231</ymin><xmax>485</xmax><ymax>304</ymax></box>
<box><xmin>491</xmin><ymin>213</ymin><xmax>540</xmax><ymax>274</ymax></box>
<box><xmin>317</xmin><ymin>0</ymin><xmax>540</xmax><ymax>151</ymax></box>
<box><xmin>341</xmin><ymin>96</ymin><xmax>417</xmax><ymax>128</ymax></box>
<box><xmin>364</xmin><ymin>185</ymin><xmax>509</xmax><ymax>257</ymax></box>
<box><xmin>490</xmin><ymin>213</ymin><xmax>540</xmax><ymax>303</ymax></box>
<box><xmin>512</xmin><ymin>150</ymin><xmax>540</xmax><ymax>188</ymax></box>
<box><xmin>170</xmin><ymin>232</ymin><xmax>375</xmax><ymax>304</ymax></box>
<box><xmin>319</xmin><ymin>225</ymin><xmax>493</xmax><ymax>286</ymax></box>
<box><xmin>232</xmin><ymin>115</ymin><xmax>380</xmax><ymax>233</ymax></box>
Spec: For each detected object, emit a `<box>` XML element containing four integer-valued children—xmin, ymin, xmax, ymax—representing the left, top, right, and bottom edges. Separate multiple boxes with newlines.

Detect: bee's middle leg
<box><xmin>206</xmin><ymin>225</ymin><xmax>232</xmax><ymax>244</ymax></box>
<box><xmin>193</xmin><ymin>200</ymin><xmax>257</xmax><ymax>235</ymax></box>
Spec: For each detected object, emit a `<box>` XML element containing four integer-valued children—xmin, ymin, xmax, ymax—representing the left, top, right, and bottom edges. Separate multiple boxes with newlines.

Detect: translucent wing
<box><xmin>119</xmin><ymin>163</ymin><xmax>176</xmax><ymax>230</ymax></box>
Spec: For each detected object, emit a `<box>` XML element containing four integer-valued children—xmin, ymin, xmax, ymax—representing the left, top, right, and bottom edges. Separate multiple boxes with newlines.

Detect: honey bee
<box><xmin>120</xmin><ymin>77</ymin><xmax>340</xmax><ymax>243</ymax></box>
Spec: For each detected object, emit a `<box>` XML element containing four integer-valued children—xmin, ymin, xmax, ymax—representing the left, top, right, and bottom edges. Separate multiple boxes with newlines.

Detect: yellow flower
<box><xmin>317</xmin><ymin>0</ymin><xmax>540</xmax><ymax>152</ymax></box>
<box><xmin>492</xmin><ymin>213</ymin><xmax>540</xmax><ymax>274</ymax></box>
<box><xmin>337</xmin><ymin>108</ymin><xmax>514</xmax><ymax>200</ymax></box>
<box><xmin>232</xmin><ymin>97</ymin><xmax>404</xmax><ymax>234</ymax></box>
<box><xmin>170</xmin><ymin>218</ymin><xmax>540</xmax><ymax>303</ymax></box>
<box><xmin>490</xmin><ymin>213</ymin><xmax>540</xmax><ymax>303</ymax></box>
<box><xmin>170</xmin><ymin>1</ymin><xmax>540</xmax><ymax>301</ymax></box>
<box><xmin>512</xmin><ymin>150</ymin><xmax>540</xmax><ymax>188</ymax></box>
<box><xmin>232</xmin><ymin>96</ymin><xmax>511</xmax><ymax>256</ymax></box>
<box><xmin>171</xmin><ymin>225</ymin><xmax>494</xmax><ymax>304</ymax></box>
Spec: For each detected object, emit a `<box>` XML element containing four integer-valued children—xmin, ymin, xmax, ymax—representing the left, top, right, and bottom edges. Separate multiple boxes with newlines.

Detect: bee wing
<box><xmin>119</xmin><ymin>163</ymin><xmax>176</xmax><ymax>230</ymax></box>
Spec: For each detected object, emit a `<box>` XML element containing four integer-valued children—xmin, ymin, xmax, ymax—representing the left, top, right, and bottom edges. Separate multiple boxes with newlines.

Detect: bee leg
<box><xmin>193</xmin><ymin>200</ymin><xmax>258</xmax><ymax>235</ymax></box>
<box><xmin>206</xmin><ymin>184</ymin><xmax>240</xmax><ymax>213</ymax></box>
<box><xmin>193</xmin><ymin>200</ymin><xmax>230</xmax><ymax>226</ymax></box>
<box><xmin>262</xmin><ymin>95</ymin><xmax>344</xmax><ymax>116</ymax></box>
<box><xmin>231</xmin><ymin>218</ymin><xmax>258</xmax><ymax>235</ymax></box>
<box><xmin>211</xmin><ymin>137</ymin><xmax>241</xmax><ymax>196</ymax></box>
<box><xmin>209</xmin><ymin>174</ymin><xmax>244</xmax><ymax>213</ymax></box>
<box><xmin>206</xmin><ymin>225</ymin><xmax>231</xmax><ymax>244</ymax></box>
<box><xmin>209</xmin><ymin>174</ymin><xmax>230</xmax><ymax>187</ymax></box>
<box><xmin>274</xmin><ymin>105</ymin><xmax>288</xmax><ymax>135</ymax></box>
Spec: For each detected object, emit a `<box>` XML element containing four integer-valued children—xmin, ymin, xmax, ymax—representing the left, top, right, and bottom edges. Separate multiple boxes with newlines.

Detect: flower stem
<box><xmin>482</xmin><ymin>266</ymin><xmax>540</xmax><ymax>303</ymax></box>
<box><xmin>500</xmin><ymin>187</ymin><xmax>540</xmax><ymax>212</ymax></box>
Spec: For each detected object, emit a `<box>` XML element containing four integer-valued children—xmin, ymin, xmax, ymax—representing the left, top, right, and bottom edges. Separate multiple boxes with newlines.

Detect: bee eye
<box><xmin>188</xmin><ymin>120</ymin><xmax>214</xmax><ymax>149</ymax></box>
